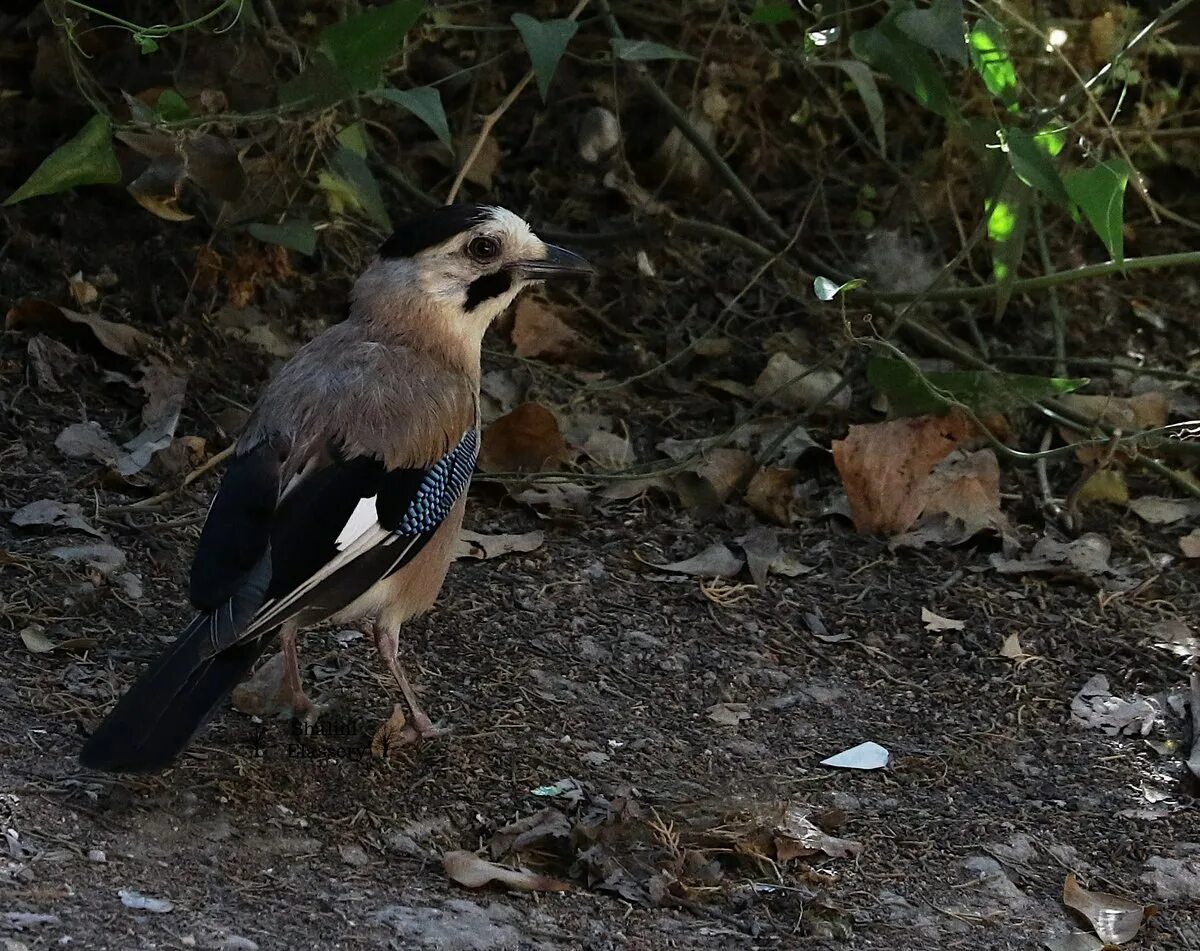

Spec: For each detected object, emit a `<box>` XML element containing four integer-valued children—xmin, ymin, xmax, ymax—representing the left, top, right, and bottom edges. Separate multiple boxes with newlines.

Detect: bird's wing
<box><xmin>190</xmin><ymin>428</ymin><xmax>480</xmax><ymax>641</ymax></box>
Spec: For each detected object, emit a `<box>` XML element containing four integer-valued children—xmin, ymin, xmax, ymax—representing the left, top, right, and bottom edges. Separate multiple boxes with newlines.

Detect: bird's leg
<box><xmin>370</xmin><ymin>621</ymin><xmax>446</xmax><ymax>753</ymax></box>
<box><xmin>276</xmin><ymin>620</ymin><xmax>320</xmax><ymax>724</ymax></box>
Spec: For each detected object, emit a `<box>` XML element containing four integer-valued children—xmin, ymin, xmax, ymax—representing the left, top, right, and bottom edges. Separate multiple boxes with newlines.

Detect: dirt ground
<box><xmin>2</xmin><ymin>192</ymin><xmax>1200</xmax><ymax>950</ymax></box>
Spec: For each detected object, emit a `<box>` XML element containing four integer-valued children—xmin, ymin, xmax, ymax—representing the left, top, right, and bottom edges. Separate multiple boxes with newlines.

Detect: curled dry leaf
<box><xmin>646</xmin><ymin>542</ymin><xmax>744</xmax><ymax>578</ymax></box>
<box><xmin>7</xmin><ymin>298</ymin><xmax>156</xmax><ymax>360</ymax></box>
<box><xmin>893</xmin><ymin>449</ymin><xmax>1015</xmax><ymax>550</ymax></box>
<box><xmin>738</xmin><ymin>526</ymin><xmax>780</xmax><ymax>589</ymax></box>
<box><xmin>1062</xmin><ymin>872</ymin><xmax>1146</xmax><ymax>946</ymax></box>
<box><xmin>582</xmin><ymin>430</ymin><xmax>635</xmax><ymax>471</ymax></box>
<box><xmin>673</xmin><ymin>448</ymin><xmax>754</xmax><ymax>518</ymax></box>
<box><xmin>26</xmin><ymin>334</ymin><xmax>79</xmax><ymax>391</ymax></box>
<box><xmin>479</xmin><ymin>402</ymin><xmax>569</xmax><ymax>473</ymax></box>
<box><xmin>775</xmin><ymin>805</ymin><xmax>863</xmax><ymax>861</ymax></box>
<box><xmin>832</xmin><ymin>412</ymin><xmax>975</xmax><ymax>535</ymax></box>
<box><xmin>1070</xmin><ymin>674</ymin><xmax>1156</xmax><ymax>736</ymax></box>
<box><xmin>1128</xmin><ymin>497</ymin><xmax>1200</xmax><ymax>525</ymax></box>
<box><xmin>1059</xmin><ymin>392</ymin><xmax>1169</xmax><ymax>433</ymax></box>
<box><xmin>990</xmin><ymin>534</ymin><xmax>1116</xmax><ymax>582</ymax></box>
<box><xmin>442</xmin><ymin>850</ymin><xmax>572</xmax><ymax>893</ymax></box>
<box><xmin>1181</xmin><ymin>530</ymin><xmax>1200</xmax><ymax>559</ymax></box>
<box><xmin>511</xmin><ymin>297</ymin><xmax>584</xmax><ymax>362</ymax></box>
<box><xmin>745</xmin><ymin>467</ymin><xmax>800</xmax><ymax>525</ymax></box>
<box><xmin>510</xmin><ymin>482</ymin><xmax>591</xmax><ymax>512</ymax></box>
<box><xmin>454</xmin><ymin>529</ymin><xmax>544</xmax><ymax>560</ymax></box>
<box><xmin>753</xmin><ymin>353</ymin><xmax>849</xmax><ymax>414</ymax></box>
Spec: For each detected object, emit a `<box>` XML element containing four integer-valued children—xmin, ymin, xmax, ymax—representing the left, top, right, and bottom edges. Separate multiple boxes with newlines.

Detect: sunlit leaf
<box><xmin>319</xmin><ymin>0</ymin><xmax>425</xmax><ymax>91</ymax></box>
<box><xmin>512</xmin><ymin>13</ymin><xmax>579</xmax><ymax>102</ymax></box>
<box><xmin>868</xmin><ymin>357</ymin><xmax>1087</xmax><ymax>417</ymax></box>
<box><xmin>378</xmin><ymin>86</ymin><xmax>452</xmax><ymax>148</ymax></box>
<box><xmin>1064</xmin><ymin>159</ymin><xmax>1131</xmax><ymax>264</ymax></box>
<box><xmin>850</xmin><ymin>12</ymin><xmax>955</xmax><ymax>118</ymax></box>
<box><xmin>831</xmin><ymin>60</ymin><xmax>887</xmax><ymax>155</ymax></box>
<box><xmin>814</xmin><ymin>276</ymin><xmax>866</xmax><ymax>300</ymax></box>
<box><xmin>337</xmin><ymin>122</ymin><xmax>370</xmax><ymax>158</ymax></box>
<box><xmin>1005</xmin><ymin>129</ymin><xmax>1070</xmax><ymax>207</ymax></box>
<box><xmin>969</xmin><ymin>19</ymin><xmax>1018</xmax><ymax>109</ymax></box>
<box><xmin>986</xmin><ymin>174</ymin><xmax>1032</xmax><ymax>318</ymax></box>
<box><xmin>5</xmin><ymin>114</ymin><xmax>121</xmax><ymax>205</ymax></box>
<box><xmin>894</xmin><ymin>0</ymin><xmax>967</xmax><ymax>64</ymax></box>
<box><xmin>329</xmin><ymin>148</ymin><xmax>391</xmax><ymax>229</ymax></box>
<box><xmin>247</xmin><ymin>220</ymin><xmax>318</xmax><ymax>255</ymax></box>
<box><xmin>610</xmin><ymin>38</ymin><xmax>696</xmax><ymax>61</ymax></box>
<box><xmin>750</xmin><ymin>2</ymin><xmax>797</xmax><ymax>24</ymax></box>
<box><xmin>154</xmin><ymin>89</ymin><xmax>191</xmax><ymax>121</ymax></box>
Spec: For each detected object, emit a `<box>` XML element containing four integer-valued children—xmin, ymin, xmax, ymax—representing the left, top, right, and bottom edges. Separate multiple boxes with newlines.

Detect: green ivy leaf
<box><xmin>134</xmin><ymin>33</ymin><xmax>160</xmax><ymax>54</ymax></box>
<box><xmin>969</xmin><ymin>19</ymin><xmax>1018</xmax><ymax>109</ymax></box>
<box><xmin>278</xmin><ymin>55</ymin><xmax>350</xmax><ymax>109</ymax></box>
<box><xmin>247</xmin><ymin>220</ymin><xmax>318</xmax><ymax>255</ymax></box>
<box><xmin>330</xmin><ymin>148</ymin><xmax>391</xmax><ymax>229</ymax></box>
<box><xmin>154</xmin><ymin>89</ymin><xmax>191</xmax><ymax>121</ymax></box>
<box><xmin>336</xmin><ymin>122</ymin><xmax>370</xmax><ymax>158</ymax></box>
<box><xmin>867</xmin><ymin>357</ymin><xmax>1088</xmax><ymax>417</ymax></box>
<box><xmin>1005</xmin><ymin>129</ymin><xmax>1070</xmax><ymax>207</ymax></box>
<box><xmin>850</xmin><ymin>13</ymin><xmax>955</xmax><ymax>118</ymax></box>
<box><xmin>750</xmin><ymin>2</ymin><xmax>797</xmax><ymax>24</ymax></box>
<box><xmin>511</xmin><ymin>14</ymin><xmax>579</xmax><ymax>102</ymax></box>
<box><xmin>610</xmin><ymin>38</ymin><xmax>696</xmax><ymax>62</ymax></box>
<box><xmin>5</xmin><ymin>114</ymin><xmax>121</xmax><ymax>205</ymax></box>
<box><xmin>318</xmin><ymin>0</ymin><xmax>425</xmax><ymax>91</ymax></box>
<box><xmin>830</xmin><ymin>60</ymin><xmax>887</xmax><ymax>156</ymax></box>
<box><xmin>378</xmin><ymin>86</ymin><xmax>452</xmax><ymax>148</ymax></box>
<box><xmin>894</xmin><ymin>0</ymin><xmax>967</xmax><ymax>65</ymax></box>
<box><xmin>1064</xmin><ymin>159</ymin><xmax>1131</xmax><ymax>264</ymax></box>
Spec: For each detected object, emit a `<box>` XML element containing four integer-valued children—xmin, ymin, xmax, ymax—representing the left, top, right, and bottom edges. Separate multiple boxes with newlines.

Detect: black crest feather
<box><xmin>378</xmin><ymin>204</ymin><xmax>492</xmax><ymax>259</ymax></box>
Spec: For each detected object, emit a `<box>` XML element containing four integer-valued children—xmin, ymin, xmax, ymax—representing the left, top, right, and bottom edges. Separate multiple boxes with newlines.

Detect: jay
<box><xmin>80</xmin><ymin>204</ymin><xmax>592</xmax><ymax>772</ymax></box>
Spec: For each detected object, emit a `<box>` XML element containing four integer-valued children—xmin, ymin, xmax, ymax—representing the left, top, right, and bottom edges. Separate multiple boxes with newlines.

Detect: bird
<box><xmin>79</xmin><ymin>204</ymin><xmax>593</xmax><ymax>773</ymax></box>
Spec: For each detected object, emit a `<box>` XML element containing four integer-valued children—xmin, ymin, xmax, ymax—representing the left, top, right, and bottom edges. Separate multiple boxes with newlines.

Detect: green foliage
<box><xmin>5</xmin><ymin>114</ymin><xmax>121</xmax><ymax>205</ymax></box>
<box><xmin>814</xmin><ymin>276</ymin><xmax>867</xmax><ymax>300</ymax></box>
<box><xmin>512</xmin><ymin>14</ymin><xmax>579</xmax><ymax>102</ymax></box>
<box><xmin>329</xmin><ymin>148</ymin><xmax>391</xmax><ymax>229</ymax></box>
<box><xmin>610</xmin><ymin>38</ymin><xmax>695</xmax><ymax>62</ymax></box>
<box><xmin>1005</xmin><ymin>129</ymin><xmax>1070</xmax><ymax>207</ymax></box>
<box><xmin>318</xmin><ymin>0</ymin><xmax>425</xmax><ymax>92</ymax></box>
<box><xmin>894</xmin><ymin>0</ymin><xmax>968</xmax><ymax>65</ymax></box>
<box><xmin>247</xmin><ymin>220</ymin><xmax>318</xmax><ymax>255</ymax></box>
<box><xmin>377</xmin><ymin>87</ymin><xmax>452</xmax><ymax>148</ymax></box>
<box><xmin>1064</xmin><ymin>160</ymin><xmax>1131</xmax><ymax>264</ymax></box>
<box><xmin>750</xmin><ymin>3</ymin><xmax>797</xmax><ymax>24</ymax></box>
<box><xmin>831</xmin><ymin>61</ymin><xmax>887</xmax><ymax>155</ymax></box>
<box><xmin>969</xmin><ymin>19</ymin><xmax>1018</xmax><ymax>109</ymax></box>
<box><xmin>868</xmin><ymin>358</ymin><xmax>1088</xmax><ymax>417</ymax></box>
<box><xmin>850</xmin><ymin>5</ymin><xmax>955</xmax><ymax>119</ymax></box>
<box><xmin>985</xmin><ymin>174</ymin><xmax>1033</xmax><ymax>318</ymax></box>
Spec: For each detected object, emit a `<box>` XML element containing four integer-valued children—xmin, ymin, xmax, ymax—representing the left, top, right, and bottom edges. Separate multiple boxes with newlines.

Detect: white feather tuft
<box><xmin>335</xmin><ymin>496</ymin><xmax>378</xmax><ymax>550</ymax></box>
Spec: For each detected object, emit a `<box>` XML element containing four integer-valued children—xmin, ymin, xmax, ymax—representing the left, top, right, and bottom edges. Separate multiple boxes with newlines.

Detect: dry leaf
<box><xmin>67</xmin><ymin>271</ymin><xmax>98</xmax><ymax>306</ymax></box>
<box><xmin>1181</xmin><ymin>530</ymin><xmax>1200</xmax><ymax>559</ymax></box>
<box><xmin>26</xmin><ymin>335</ymin><xmax>78</xmax><ymax>391</ymax></box>
<box><xmin>648</xmin><ymin>543</ymin><xmax>743</xmax><ymax>578</ymax></box>
<box><xmin>1062</xmin><ymin>873</ymin><xmax>1146</xmax><ymax>946</ymax></box>
<box><xmin>511</xmin><ymin>298</ymin><xmax>583</xmax><ymax>362</ymax></box>
<box><xmin>1077</xmin><ymin>469</ymin><xmax>1129</xmax><ymax>507</ymax></box>
<box><xmin>706</xmin><ymin>702</ymin><xmax>751</xmax><ymax>726</ymax></box>
<box><xmin>1128</xmin><ymin>497</ymin><xmax>1200</xmax><ymax>525</ymax></box>
<box><xmin>20</xmin><ymin>626</ymin><xmax>55</xmax><ymax>654</ymax></box>
<box><xmin>49</xmin><ymin>542</ymin><xmax>126</xmax><ymax>576</ymax></box>
<box><xmin>999</xmin><ymin>633</ymin><xmax>1027</xmax><ymax>660</ymax></box>
<box><xmin>832</xmin><ymin>413</ymin><xmax>975</xmax><ymax>534</ymax></box>
<box><xmin>10</xmin><ymin>499</ymin><xmax>102</xmax><ymax>536</ymax></box>
<box><xmin>510</xmin><ymin>482</ymin><xmax>591</xmax><ymax>512</ymax></box>
<box><xmin>123</xmin><ymin>363</ymin><xmax>188</xmax><ymax>474</ymax></box>
<box><xmin>582</xmin><ymin>430</ymin><xmax>635</xmax><ymax>471</ymax></box>
<box><xmin>442</xmin><ymin>850</ymin><xmax>571</xmax><ymax>892</ymax></box>
<box><xmin>738</xmin><ymin>526</ymin><xmax>780</xmax><ymax>589</ymax></box>
<box><xmin>673</xmin><ymin>448</ymin><xmax>754</xmax><ymax>517</ymax></box>
<box><xmin>479</xmin><ymin>403</ymin><xmax>569</xmax><ymax>473</ymax></box>
<box><xmin>7</xmin><ymin>298</ymin><xmax>155</xmax><ymax>360</ymax></box>
<box><xmin>454</xmin><ymin>530</ymin><xmax>544</xmax><ymax>560</ymax></box>
<box><xmin>922</xmin><ymin>608</ymin><xmax>964</xmax><ymax>632</ymax></box>
<box><xmin>990</xmin><ymin>534</ymin><xmax>1115</xmax><ymax>581</ymax></box>
<box><xmin>456</xmin><ymin>135</ymin><xmax>502</xmax><ymax>189</ymax></box>
<box><xmin>894</xmin><ymin>449</ymin><xmax>1014</xmax><ymax>549</ymax></box>
<box><xmin>745</xmin><ymin>467</ymin><xmax>800</xmax><ymax>525</ymax></box>
<box><xmin>775</xmin><ymin>805</ymin><xmax>863</xmax><ymax>861</ymax></box>
<box><xmin>753</xmin><ymin>353</ymin><xmax>849</xmax><ymax>413</ymax></box>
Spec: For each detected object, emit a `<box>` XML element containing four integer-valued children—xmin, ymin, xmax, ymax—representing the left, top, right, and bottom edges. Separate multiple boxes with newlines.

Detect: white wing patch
<box><xmin>336</xmin><ymin>495</ymin><xmax>378</xmax><ymax>550</ymax></box>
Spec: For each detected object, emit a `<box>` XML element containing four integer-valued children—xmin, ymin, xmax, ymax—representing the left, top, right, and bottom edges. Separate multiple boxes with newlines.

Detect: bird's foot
<box><xmin>370</xmin><ymin>703</ymin><xmax>449</xmax><ymax>758</ymax></box>
<box><xmin>230</xmin><ymin>651</ymin><xmax>326</xmax><ymax>724</ymax></box>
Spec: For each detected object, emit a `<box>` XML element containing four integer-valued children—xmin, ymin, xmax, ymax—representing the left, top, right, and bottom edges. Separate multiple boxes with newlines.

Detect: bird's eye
<box><xmin>467</xmin><ymin>236</ymin><xmax>501</xmax><ymax>263</ymax></box>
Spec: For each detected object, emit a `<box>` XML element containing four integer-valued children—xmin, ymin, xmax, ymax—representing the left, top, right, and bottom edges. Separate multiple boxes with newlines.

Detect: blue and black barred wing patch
<box><xmin>244</xmin><ymin>429</ymin><xmax>479</xmax><ymax>633</ymax></box>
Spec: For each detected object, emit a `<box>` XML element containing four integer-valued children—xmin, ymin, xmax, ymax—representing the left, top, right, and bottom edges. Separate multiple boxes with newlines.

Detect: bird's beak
<box><xmin>512</xmin><ymin>244</ymin><xmax>595</xmax><ymax>280</ymax></box>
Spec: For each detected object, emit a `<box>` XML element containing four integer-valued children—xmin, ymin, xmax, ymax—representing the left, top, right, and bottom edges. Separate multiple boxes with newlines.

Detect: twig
<box><xmin>445</xmin><ymin>0</ymin><xmax>590</xmax><ymax>204</ymax></box>
<box><xmin>107</xmin><ymin>444</ymin><xmax>236</xmax><ymax>513</ymax></box>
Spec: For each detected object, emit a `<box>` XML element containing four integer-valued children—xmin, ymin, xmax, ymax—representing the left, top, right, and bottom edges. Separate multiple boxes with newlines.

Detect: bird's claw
<box><xmin>370</xmin><ymin>704</ymin><xmax>449</xmax><ymax>758</ymax></box>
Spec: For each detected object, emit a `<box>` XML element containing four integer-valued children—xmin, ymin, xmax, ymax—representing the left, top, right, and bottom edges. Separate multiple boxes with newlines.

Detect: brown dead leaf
<box><xmin>832</xmin><ymin>412</ymin><xmax>975</xmax><ymax>534</ymax></box>
<box><xmin>707</xmin><ymin>702</ymin><xmax>751</xmax><ymax>726</ymax></box>
<box><xmin>753</xmin><ymin>353</ymin><xmax>849</xmax><ymax>413</ymax></box>
<box><xmin>673</xmin><ymin>448</ymin><xmax>754</xmax><ymax>517</ymax></box>
<box><xmin>745</xmin><ymin>467</ymin><xmax>800</xmax><ymax>524</ymax></box>
<box><xmin>26</xmin><ymin>335</ymin><xmax>78</xmax><ymax>392</ymax></box>
<box><xmin>646</xmin><ymin>543</ymin><xmax>744</xmax><ymax>578</ymax></box>
<box><xmin>922</xmin><ymin>607</ymin><xmax>965</xmax><ymax>632</ymax></box>
<box><xmin>479</xmin><ymin>403</ymin><xmax>569</xmax><ymax>473</ymax></box>
<box><xmin>7</xmin><ymin>298</ymin><xmax>156</xmax><ymax>360</ymax></box>
<box><xmin>775</xmin><ymin>805</ymin><xmax>863</xmax><ymax>861</ymax></box>
<box><xmin>454</xmin><ymin>530</ymin><xmax>544</xmax><ymax>560</ymax></box>
<box><xmin>456</xmin><ymin>135</ymin><xmax>502</xmax><ymax>189</ymax></box>
<box><xmin>1129</xmin><ymin>497</ymin><xmax>1200</xmax><ymax>525</ymax></box>
<box><xmin>489</xmin><ymin>808</ymin><xmax>572</xmax><ymax>860</ymax></box>
<box><xmin>67</xmin><ymin>271</ymin><xmax>98</xmax><ymax>307</ymax></box>
<box><xmin>1062</xmin><ymin>872</ymin><xmax>1147</xmax><ymax>945</ymax></box>
<box><xmin>582</xmin><ymin>430</ymin><xmax>635</xmax><ymax>471</ymax></box>
<box><xmin>442</xmin><ymin>850</ymin><xmax>571</xmax><ymax>893</ymax></box>
<box><xmin>510</xmin><ymin>483</ymin><xmax>591</xmax><ymax>512</ymax></box>
<box><xmin>11</xmin><ymin>499</ymin><xmax>102</xmax><ymax>537</ymax></box>
<box><xmin>511</xmin><ymin>297</ymin><xmax>583</xmax><ymax>362</ymax></box>
<box><xmin>893</xmin><ymin>449</ymin><xmax>1014</xmax><ymax>549</ymax></box>
<box><xmin>1060</xmin><ymin>392</ymin><xmax>1169</xmax><ymax>440</ymax></box>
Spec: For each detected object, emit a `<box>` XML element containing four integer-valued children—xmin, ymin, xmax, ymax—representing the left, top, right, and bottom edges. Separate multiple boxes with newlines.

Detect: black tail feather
<box><xmin>80</xmin><ymin>559</ymin><xmax>274</xmax><ymax>773</ymax></box>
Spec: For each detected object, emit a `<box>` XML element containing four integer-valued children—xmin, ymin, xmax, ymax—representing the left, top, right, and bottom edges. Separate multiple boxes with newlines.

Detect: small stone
<box><xmin>87</xmin><ymin>848</ymin><xmax>106</xmax><ymax>863</ymax></box>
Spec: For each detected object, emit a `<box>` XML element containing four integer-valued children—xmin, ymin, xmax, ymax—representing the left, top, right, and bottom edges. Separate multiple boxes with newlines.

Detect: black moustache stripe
<box><xmin>465</xmin><ymin>271</ymin><xmax>513</xmax><ymax>311</ymax></box>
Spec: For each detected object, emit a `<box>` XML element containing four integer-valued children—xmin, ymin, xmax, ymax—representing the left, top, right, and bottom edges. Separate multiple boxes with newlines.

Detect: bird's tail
<box><xmin>80</xmin><ymin>559</ymin><xmax>274</xmax><ymax>773</ymax></box>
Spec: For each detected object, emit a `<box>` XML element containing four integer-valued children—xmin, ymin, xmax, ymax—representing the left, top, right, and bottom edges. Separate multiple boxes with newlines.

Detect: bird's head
<box><xmin>354</xmin><ymin>204</ymin><xmax>592</xmax><ymax>360</ymax></box>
